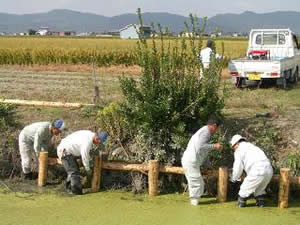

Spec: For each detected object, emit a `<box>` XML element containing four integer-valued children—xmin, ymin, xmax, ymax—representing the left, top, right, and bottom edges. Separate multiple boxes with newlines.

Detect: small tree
<box><xmin>116</xmin><ymin>9</ymin><xmax>226</xmax><ymax>165</ymax></box>
<box><xmin>28</xmin><ymin>29</ymin><xmax>37</xmax><ymax>35</ymax></box>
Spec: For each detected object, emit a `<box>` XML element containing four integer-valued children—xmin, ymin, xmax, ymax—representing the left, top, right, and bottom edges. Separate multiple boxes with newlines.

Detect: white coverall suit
<box><xmin>199</xmin><ymin>47</ymin><xmax>221</xmax><ymax>78</ymax></box>
<box><xmin>181</xmin><ymin>126</ymin><xmax>216</xmax><ymax>199</ymax></box>
<box><xmin>57</xmin><ymin>130</ymin><xmax>95</xmax><ymax>171</ymax></box>
<box><xmin>57</xmin><ymin>130</ymin><xmax>95</xmax><ymax>194</ymax></box>
<box><xmin>19</xmin><ymin>122</ymin><xmax>53</xmax><ymax>174</ymax></box>
<box><xmin>231</xmin><ymin>142</ymin><xmax>273</xmax><ymax>198</ymax></box>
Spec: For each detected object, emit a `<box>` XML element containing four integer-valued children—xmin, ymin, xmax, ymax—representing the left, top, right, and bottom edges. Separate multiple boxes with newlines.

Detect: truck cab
<box><xmin>229</xmin><ymin>29</ymin><xmax>300</xmax><ymax>88</ymax></box>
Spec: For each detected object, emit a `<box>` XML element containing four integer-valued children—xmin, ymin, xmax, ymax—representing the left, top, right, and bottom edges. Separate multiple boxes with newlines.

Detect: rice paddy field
<box><xmin>0</xmin><ymin>36</ymin><xmax>247</xmax><ymax>66</ymax></box>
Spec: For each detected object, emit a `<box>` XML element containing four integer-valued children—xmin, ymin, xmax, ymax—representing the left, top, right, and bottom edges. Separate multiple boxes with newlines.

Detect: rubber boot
<box><xmin>24</xmin><ymin>172</ymin><xmax>33</xmax><ymax>180</ymax></box>
<box><xmin>65</xmin><ymin>180</ymin><xmax>71</xmax><ymax>192</ymax></box>
<box><xmin>70</xmin><ymin>174</ymin><xmax>83</xmax><ymax>195</ymax></box>
<box><xmin>238</xmin><ymin>196</ymin><xmax>247</xmax><ymax>208</ymax></box>
<box><xmin>190</xmin><ymin>198</ymin><xmax>199</xmax><ymax>206</ymax></box>
<box><xmin>255</xmin><ymin>196</ymin><xmax>265</xmax><ymax>208</ymax></box>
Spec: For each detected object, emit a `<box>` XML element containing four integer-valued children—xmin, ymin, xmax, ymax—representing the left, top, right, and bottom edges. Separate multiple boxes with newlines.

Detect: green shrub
<box><xmin>0</xmin><ymin>103</ymin><xmax>17</xmax><ymax>129</ymax></box>
<box><xmin>0</xmin><ymin>103</ymin><xmax>20</xmax><ymax>178</ymax></box>
<box><xmin>113</xmin><ymin>9</ymin><xmax>226</xmax><ymax>165</ymax></box>
<box><xmin>280</xmin><ymin>152</ymin><xmax>300</xmax><ymax>176</ymax></box>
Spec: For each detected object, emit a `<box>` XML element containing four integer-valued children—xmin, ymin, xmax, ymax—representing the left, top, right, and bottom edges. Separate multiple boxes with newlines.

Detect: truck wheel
<box><xmin>235</xmin><ymin>77</ymin><xmax>242</xmax><ymax>88</ymax></box>
<box><xmin>281</xmin><ymin>78</ymin><xmax>287</xmax><ymax>89</ymax></box>
<box><xmin>277</xmin><ymin>77</ymin><xmax>287</xmax><ymax>89</ymax></box>
<box><xmin>290</xmin><ymin>68</ymin><xmax>298</xmax><ymax>84</ymax></box>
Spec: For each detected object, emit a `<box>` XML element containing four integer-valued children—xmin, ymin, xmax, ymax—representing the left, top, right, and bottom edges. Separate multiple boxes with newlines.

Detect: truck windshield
<box><xmin>255</xmin><ymin>33</ymin><xmax>286</xmax><ymax>45</ymax></box>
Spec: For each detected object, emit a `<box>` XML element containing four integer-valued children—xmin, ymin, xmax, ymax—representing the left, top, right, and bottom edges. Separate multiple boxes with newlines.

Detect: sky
<box><xmin>1</xmin><ymin>0</ymin><xmax>300</xmax><ymax>18</ymax></box>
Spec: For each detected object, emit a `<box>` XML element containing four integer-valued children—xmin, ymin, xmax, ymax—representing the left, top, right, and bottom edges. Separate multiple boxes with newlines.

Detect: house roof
<box><xmin>119</xmin><ymin>24</ymin><xmax>151</xmax><ymax>32</ymax></box>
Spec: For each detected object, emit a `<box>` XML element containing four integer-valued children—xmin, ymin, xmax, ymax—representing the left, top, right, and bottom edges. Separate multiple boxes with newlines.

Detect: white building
<box><xmin>119</xmin><ymin>24</ymin><xmax>151</xmax><ymax>39</ymax></box>
<box><xmin>36</xmin><ymin>27</ymin><xmax>50</xmax><ymax>36</ymax></box>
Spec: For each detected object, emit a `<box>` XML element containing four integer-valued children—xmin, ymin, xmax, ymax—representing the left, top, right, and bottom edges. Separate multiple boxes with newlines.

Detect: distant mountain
<box><xmin>0</xmin><ymin>9</ymin><xmax>109</xmax><ymax>33</ymax></box>
<box><xmin>1</xmin><ymin>9</ymin><xmax>300</xmax><ymax>34</ymax></box>
<box><xmin>0</xmin><ymin>9</ymin><xmax>211</xmax><ymax>34</ymax></box>
<box><xmin>209</xmin><ymin>11</ymin><xmax>300</xmax><ymax>33</ymax></box>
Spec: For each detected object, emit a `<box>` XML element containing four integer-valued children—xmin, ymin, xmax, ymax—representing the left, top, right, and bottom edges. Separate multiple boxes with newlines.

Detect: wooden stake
<box><xmin>278</xmin><ymin>168</ymin><xmax>290</xmax><ymax>209</ymax></box>
<box><xmin>217</xmin><ymin>167</ymin><xmax>228</xmax><ymax>203</ymax></box>
<box><xmin>38</xmin><ymin>152</ymin><xmax>48</xmax><ymax>187</ymax></box>
<box><xmin>148</xmin><ymin>160</ymin><xmax>159</xmax><ymax>196</ymax></box>
<box><xmin>91</xmin><ymin>154</ymin><xmax>103</xmax><ymax>193</ymax></box>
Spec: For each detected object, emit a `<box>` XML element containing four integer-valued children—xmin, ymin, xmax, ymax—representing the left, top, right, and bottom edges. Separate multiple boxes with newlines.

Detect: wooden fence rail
<box><xmin>0</xmin><ymin>99</ymin><xmax>94</xmax><ymax>108</ymax></box>
<box><xmin>39</xmin><ymin>152</ymin><xmax>299</xmax><ymax>209</ymax></box>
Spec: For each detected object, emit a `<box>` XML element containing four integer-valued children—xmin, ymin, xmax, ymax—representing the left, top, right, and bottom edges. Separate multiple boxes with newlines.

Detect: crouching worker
<box><xmin>230</xmin><ymin>134</ymin><xmax>273</xmax><ymax>208</ymax></box>
<box><xmin>181</xmin><ymin>116</ymin><xmax>222</xmax><ymax>205</ymax></box>
<box><xmin>19</xmin><ymin>120</ymin><xmax>66</xmax><ymax>180</ymax></box>
<box><xmin>57</xmin><ymin>130</ymin><xmax>108</xmax><ymax>195</ymax></box>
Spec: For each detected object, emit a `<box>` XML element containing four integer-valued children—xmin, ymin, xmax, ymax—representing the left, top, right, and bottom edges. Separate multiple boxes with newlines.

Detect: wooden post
<box><xmin>278</xmin><ymin>168</ymin><xmax>290</xmax><ymax>209</ymax></box>
<box><xmin>91</xmin><ymin>154</ymin><xmax>103</xmax><ymax>193</ymax></box>
<box><xmin>148</xmin><ymin>160</ymin><xmax>159</xmax><ymax>196</ymax></box>
<box><xmin>217</xmin><ymin>167</ymin><xmax>228</xmax><ymax>203</ymax></box>
<box><xmin>38</xmin><ymin>152</ymin><xmax>48</xmax><ymax>187</ymax></box>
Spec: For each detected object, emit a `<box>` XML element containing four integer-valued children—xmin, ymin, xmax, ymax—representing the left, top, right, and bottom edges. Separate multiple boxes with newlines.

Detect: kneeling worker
<box><xmin>19</xmin><ymin>120</ymin><xmax>66</xmax><ymax>180</ymax></box>
<box><xmin>230</xmin><ymin>134</ymin><xmax>273</xmax><ymax>207</ymax></box>
<box><xmin>57</xmin><ymin>130</ymin><xmax>108</xmax><ymax>195</ymax></box>
<box><xmin>181</xmin><ymin>116</ymin><xmax>222</xmax><ymax>205</ymax></box>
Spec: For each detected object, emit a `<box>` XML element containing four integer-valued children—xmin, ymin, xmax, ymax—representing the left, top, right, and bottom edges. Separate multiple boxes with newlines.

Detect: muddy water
<box><xmin>0</xmin><ymin>189</ymin><xmax>299</xmax><ymax>225</ymax></box>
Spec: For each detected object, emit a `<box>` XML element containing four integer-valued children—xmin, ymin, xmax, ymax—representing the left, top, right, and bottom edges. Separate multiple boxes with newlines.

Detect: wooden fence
<box><xmin>0</xmin><ymin>99</ymin><xmax>94</xmax><ymax>108</ymax></box>
<box><xmin>38</xmin><ymin>152</ymin><xmax>300</xmax><ymax>209</ymax></box>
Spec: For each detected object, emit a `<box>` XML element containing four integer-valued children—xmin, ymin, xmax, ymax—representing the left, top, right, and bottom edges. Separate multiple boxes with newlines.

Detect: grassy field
<box><xmin>0</xmin><ymin>69</ymin><xmax>124</xmax><ymax>103</ymax></box>
<box><xmin>1</xmin><ymin>67</ymin><xmax>299</xmax><ymax>161</ymax></box>
<box><xmin>0</xmin><ymin>189</ymin><xmax>299</xmax><ymax>225</ymax></box>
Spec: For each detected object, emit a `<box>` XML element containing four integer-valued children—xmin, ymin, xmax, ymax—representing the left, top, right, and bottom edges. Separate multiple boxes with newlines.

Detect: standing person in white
<box><xmin>19</xmin><ymin>120</ymin><xmax>66</xmax><ymax>180</ymax></box>
<box><xmin>230</xmin><ymin>134</ymin><xmax>273</xmax><ymax>207</ymax></box>
<box><xmin>199</xmin><ymin>39</ymin><xmax>221</xmax><ymax>79</ymax></box>
<box><xmin>181</xmin><ymin>116</ymin><xmax>222</xmax><ymax>205</ymax></box>
<box><xmin>57</xmin><ymin>130</ymin><xmax>108</xmax><ymax>195</ymax></box>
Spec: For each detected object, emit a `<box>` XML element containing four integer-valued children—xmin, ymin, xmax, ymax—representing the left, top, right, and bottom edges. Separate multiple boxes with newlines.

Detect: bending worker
<box><xmin>19</xmin><ymin>120</ymin><xmax>66</xmax><ymax>180</ymax></box>
<box><xmin>181</xmin><ymin>116</ymin><xmax>222</xmax><ymax>205</ymax></box>
<box><xmin>57</xmin><ymin>130</ymin><xmax>108</xmax><ymax>195</ymax></box>
<box><xmin>230</xmin><ymin>134</ymin><xmax>273</xmax><ymax>208</ymax></box>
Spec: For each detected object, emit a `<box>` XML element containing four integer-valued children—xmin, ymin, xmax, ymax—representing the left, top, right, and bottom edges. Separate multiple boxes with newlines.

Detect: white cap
<box><xmin>230</xmin><ymin>134</ymin><xmax>245</xmax><ymax>147</ymax></box>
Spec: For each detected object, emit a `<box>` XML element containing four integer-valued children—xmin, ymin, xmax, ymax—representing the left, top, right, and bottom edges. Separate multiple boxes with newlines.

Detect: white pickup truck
<box><xmin>228</xmin><ymin>29</ymin><xmax>300</xmax><ymax>88</ymax></box>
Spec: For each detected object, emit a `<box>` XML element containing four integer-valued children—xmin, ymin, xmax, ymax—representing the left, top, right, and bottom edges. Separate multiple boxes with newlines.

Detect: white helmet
<box><xmin>230</xmin><ymin>134</ymin><xmax>246</xmax><ymax>147</ymax></box>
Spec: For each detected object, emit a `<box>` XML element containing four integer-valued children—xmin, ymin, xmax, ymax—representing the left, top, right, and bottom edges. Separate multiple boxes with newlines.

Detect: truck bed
<box><xmin>229</xmin><ymin>57</ymin><xmax>295</xmax><ymax>79</ymax></box>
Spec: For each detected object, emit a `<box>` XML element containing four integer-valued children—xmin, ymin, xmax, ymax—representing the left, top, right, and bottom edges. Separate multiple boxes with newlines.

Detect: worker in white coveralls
<box><xmin>19</xmin><ymin>120</ymin><xmax>66</xmax><ymax>180</ymax></box>
<box><xmin>181</xmin><ymin>116</ymin><xmax>222</xmax><ymax>205</ymax></box>
<box><xmin>230</xmin><ymin>134</ymin><xmax>273</xmax><ymax>208</ymax></box>
<box><xmin>199</xmin><ymin>39</ymin><xmax>221</xmax><ymax>79</ymax></box>
<box><xmin>57</xmin><ymin>130</ymin><xmax>108</xmax><ymax>195</ymax></box>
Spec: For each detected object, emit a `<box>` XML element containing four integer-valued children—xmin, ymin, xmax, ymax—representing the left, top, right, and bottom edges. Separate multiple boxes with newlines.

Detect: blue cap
<box><xmin>53</xmin><ymin>120</ymin><xmax>66</xmax><ymax>131</ymax></box>
<box><xmin>98</xmin><ymin>131</ymin><xmax>108</xmax><ymax>144</ymax></box>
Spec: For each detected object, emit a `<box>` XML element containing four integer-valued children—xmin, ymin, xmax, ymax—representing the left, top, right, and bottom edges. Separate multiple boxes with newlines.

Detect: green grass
<box><xmin>224</xmin><ymin>82</ymin><xmax>300</xmax><ymax>116</ymax></box>
<box><xmin>0</xmin><ymin>189</ymin><xmax>299</xmax><ymax>225</ymax></box>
